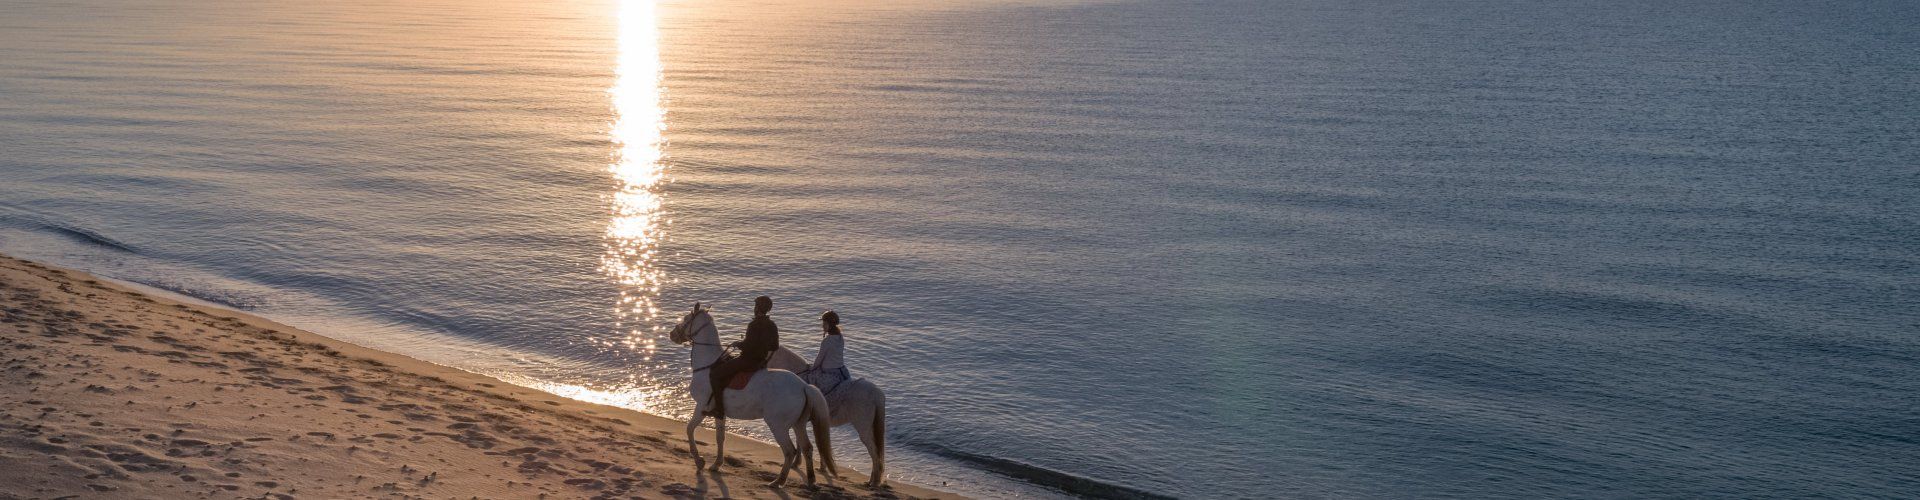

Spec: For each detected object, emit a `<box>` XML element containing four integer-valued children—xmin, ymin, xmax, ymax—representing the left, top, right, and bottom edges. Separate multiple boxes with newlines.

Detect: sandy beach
<box><xmin>0</xmin><ymin>254</ymin><xmax>957</xmax><ymax>500</ymax></box>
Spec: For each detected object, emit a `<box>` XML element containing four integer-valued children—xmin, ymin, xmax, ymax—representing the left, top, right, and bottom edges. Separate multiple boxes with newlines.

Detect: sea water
<box><xmin>3</xmin><ymin>0</ymin><xmax>1917</xmax><ymax>497</ymax></box>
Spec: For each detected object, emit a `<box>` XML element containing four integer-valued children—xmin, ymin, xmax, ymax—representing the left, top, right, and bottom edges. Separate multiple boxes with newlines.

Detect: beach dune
<box><xmin>0</xmin><ymin>254</ymin><xmax>953</xmax><ymax>499</ymax></box>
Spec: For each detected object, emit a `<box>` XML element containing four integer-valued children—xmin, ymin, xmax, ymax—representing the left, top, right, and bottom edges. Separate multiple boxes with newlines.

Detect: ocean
<box><xmin>3</xmin><ymin>0</ymin><xmax>1917</xmax><ymax>497</ymax></box>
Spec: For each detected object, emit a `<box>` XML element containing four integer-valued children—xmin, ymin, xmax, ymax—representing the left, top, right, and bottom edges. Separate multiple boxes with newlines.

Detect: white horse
<box><xmin>668</xmin><ymin>303</ymin><xmax>836</xmax><ymax>486</ymax></box>
<box><xmin>769</xmin><ymin>346</ymin><xmax>887</xmax><ymax>487</ymax></box>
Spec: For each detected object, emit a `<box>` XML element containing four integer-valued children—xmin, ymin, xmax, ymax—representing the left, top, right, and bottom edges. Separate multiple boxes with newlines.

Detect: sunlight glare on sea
<box><xmin>598</xmin><ymin>0</ymin><xmax>674</xmax><ymax>416</ymax></box>
<box><xmin>604</xmin><ymin>0</ymin><xmax>669</xmax><ymax>360</ymax></box>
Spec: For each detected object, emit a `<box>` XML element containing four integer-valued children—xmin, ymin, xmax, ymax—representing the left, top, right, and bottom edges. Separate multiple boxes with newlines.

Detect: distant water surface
<box><xmin>3</xmin><ymin>0</ymin><xmax>1918</xmax><ymax>497</ymax></box>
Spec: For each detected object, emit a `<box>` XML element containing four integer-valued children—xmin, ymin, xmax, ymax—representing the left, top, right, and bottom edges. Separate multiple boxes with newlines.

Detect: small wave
<box><xmin>919</xmin><ymin>445</ymin><xmax>1175</xmax><ymax>500</ymax></box>
<box><xmin>31</xmin><ymin>221</ymin><xmax>141</xmax><ymax>254</ymax></box>
<box><xmin>1463</xmin><ymin>283</ymin><xmax>1765</xmax><ymax>332</ymax></box>
<box><xmin>0</xmin><ymin>215</ymin><xmax>271</xmax><ymax>310</ymax></box>
<box><xmin>133</xmin><ymin>280</ymin><xmax>267</xmax><ymax>311</ymax></box>
<box><xmin>0</xmin><ymin>207</ymin><xmax>136</xmax><ymax>254</ymax></box>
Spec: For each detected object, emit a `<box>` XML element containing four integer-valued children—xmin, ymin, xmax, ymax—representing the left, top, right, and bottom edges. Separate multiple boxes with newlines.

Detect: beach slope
<box><xmin>0</xmin><ymin>254</ymin><xmax>955</xmax><ymax>499</ymax></box>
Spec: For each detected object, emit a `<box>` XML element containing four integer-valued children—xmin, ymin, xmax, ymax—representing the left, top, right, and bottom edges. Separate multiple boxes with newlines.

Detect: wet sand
<box><xmin>0</xmin><ymin>254</ymin><xmax>957</xmax><ymax>499</ymax></box>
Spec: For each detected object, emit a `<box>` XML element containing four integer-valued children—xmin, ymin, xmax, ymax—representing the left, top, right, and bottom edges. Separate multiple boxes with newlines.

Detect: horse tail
<box><xmin>804</xmin><ymin>384</ymin><xmax>837</xmax><ymax>476</ymax></box>
<box><xmin>871</xmin><ymin>390</ymin><xmax>886</xmax><ymax>485</ymax></box>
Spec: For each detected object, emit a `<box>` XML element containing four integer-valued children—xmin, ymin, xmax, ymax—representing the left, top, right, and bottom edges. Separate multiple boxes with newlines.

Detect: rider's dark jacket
<box><xmin>737</xmin><ymin>314</ymin><xmax>780</xmax><ymax>366</ymax></box>
<box><xmin>711</xmin><ymin>314</ymin><xmax>778</xmax><ymax>390</ymax></box>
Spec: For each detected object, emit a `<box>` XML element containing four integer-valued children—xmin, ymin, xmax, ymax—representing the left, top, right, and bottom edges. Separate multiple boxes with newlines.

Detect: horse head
<box><xmin>669</xmin><ymin>302</ymin><xmax>711</xmax><ymax>345</ymax></box>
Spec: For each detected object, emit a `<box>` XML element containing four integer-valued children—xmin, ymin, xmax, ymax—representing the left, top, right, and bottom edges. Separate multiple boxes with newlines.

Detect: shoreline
<box><xmin>0</xmin><ymin>253</ymin><xmax>959</xmax><ymax>499</ymax></box>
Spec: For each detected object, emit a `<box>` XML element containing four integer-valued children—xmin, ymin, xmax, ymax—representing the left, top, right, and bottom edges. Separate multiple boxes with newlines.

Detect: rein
<box><xmin>682</xmin><ymin>313</ymin><xmax>732</xmax><ymax>372</ymax></box>
<box><xmin>692</xmin><ymin>355</ymin><xmax>730</xmax><ymax>373</ymax></box>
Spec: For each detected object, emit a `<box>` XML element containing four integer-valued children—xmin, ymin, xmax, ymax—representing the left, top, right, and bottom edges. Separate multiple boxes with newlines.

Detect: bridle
<box><xmin>681</xmin><ymin>312</ymin><xmax>722</xmax><ymax>346</ymax></box>
<box><xmin>677</xmin><ymin>311</ymin><xmax>732</xmax><ymax>372</ymax></box>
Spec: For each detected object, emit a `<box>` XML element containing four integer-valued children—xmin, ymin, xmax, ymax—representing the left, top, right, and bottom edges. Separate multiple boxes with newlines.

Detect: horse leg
<box><xmin>709</xmin><ymin>416</ymin><xmax>727</xmax><ymax>472</ymax></box>
<box><xmin>685</xmin><ymin>410</ymin><xmax>705</xmax><ymax>469</ymax></box>
<box><xmin>855</xmin><ymin>402</ymin><xmax>885</xmax><ymax>487</ymax></box>
<box><xmin>767</xmin><ymin>422</ymin><xmax>798</xmax><ymax>487</ymax></box>
<box><xmin>794</xmin><ymin>422</ymin><xmax>815</xmax><ymax>485</ymax></box>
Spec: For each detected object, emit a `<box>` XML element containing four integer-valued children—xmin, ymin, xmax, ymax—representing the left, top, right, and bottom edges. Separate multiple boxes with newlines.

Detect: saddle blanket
<box><xmin>728</xmin><ymin>370</ymin><xmax>754</xmax><ymax>390</ymax></box>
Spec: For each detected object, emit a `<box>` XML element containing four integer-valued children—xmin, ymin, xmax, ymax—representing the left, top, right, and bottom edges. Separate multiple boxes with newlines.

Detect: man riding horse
<box><xmin>706</xmin><ymin>295</ymin><xmax>779</xmax><ymax>417</ymax></box>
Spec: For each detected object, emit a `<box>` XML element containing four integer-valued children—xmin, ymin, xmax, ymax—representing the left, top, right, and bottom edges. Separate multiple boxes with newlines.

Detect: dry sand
<box><xmin>0</xmin><ymin>254</ymin><xmax>960</xmax><ymax>500</ymax></box>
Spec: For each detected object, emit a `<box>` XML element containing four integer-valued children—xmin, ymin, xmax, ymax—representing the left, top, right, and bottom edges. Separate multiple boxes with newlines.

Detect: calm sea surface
<box><xmin>3</xmin><ymin>0</ymin><xmax>1918</xmax><ymax>497</ymax></box>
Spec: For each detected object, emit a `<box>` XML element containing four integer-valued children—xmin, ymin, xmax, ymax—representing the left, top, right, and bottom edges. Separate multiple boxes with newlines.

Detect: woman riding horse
<box><xmin>802</xmin><ymin>310</ymin><xmax>852</xmax><ymax>394</ymax></box>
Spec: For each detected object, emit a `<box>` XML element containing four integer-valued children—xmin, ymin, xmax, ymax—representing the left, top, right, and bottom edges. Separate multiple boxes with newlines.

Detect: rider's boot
<box><xmin>705</xmin><ymin>387</ymin><xmax>725</xmax><ymax>418</ymax></box>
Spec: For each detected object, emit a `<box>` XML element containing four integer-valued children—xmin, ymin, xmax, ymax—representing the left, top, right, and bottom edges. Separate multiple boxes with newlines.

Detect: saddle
<box><xmin>728</xmin><ymin>370</ymin><xmax>755</xmax><ymax>390</ymax></box>
<box><xmin>710</xmin><ymin>352</ymin><xmax>759</xmax><ymax>390</ymax></box>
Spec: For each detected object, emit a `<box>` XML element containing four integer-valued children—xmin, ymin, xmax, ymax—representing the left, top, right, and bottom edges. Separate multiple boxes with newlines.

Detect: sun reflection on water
<box><xmin>599</xmin><ymin>0</ymin><xmax>669</xmax><ymax>411</ymax></box>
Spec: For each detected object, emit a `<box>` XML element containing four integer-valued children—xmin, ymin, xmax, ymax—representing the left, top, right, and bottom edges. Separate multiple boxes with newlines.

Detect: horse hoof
<box><xmin>764</xmin><ymin>480</ymin><xmax>785</xmax><ymax>488</ymax></box>
<box><xmin>706</xmin><ymin>464</ymin><xmax>722</xmax><ymax>473</ymax></box>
